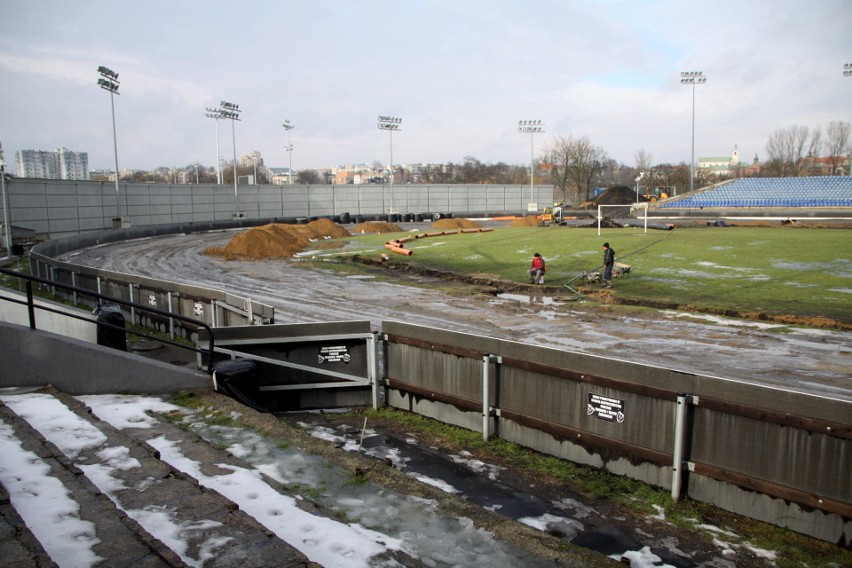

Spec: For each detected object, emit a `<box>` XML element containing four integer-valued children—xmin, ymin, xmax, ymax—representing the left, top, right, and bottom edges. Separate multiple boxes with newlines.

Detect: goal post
<box><xmin>597</xmin><ymin>203</ymin><xmax>648</xmax><ymax>236</ymax></box>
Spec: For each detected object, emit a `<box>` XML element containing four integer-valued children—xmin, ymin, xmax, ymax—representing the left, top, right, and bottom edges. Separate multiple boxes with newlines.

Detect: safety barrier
<box><xmin>381</xmin><ymin>321</ymin><xmax>851</xmax><ymax>545</ymax></box>
<box><xmin>0</xmin><ymin>267</ymin><xmax>216</xmax><ymax>374</ymax></box>
<box><xmin>26</xmin><ymin>221</ymin><xmax>275</xmax><ymax>334</ymax></box>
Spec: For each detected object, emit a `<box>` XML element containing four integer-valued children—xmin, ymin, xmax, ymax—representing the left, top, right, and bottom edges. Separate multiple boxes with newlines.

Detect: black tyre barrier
<box><xmin>212</xmin><ymin>359</ymin><xmax>275</xmax><ymax>412</ymax></box>
<box><xmin>95</xmin><ymin>304</ymin><xmax>127</xmax><ymax>352</ymax></box>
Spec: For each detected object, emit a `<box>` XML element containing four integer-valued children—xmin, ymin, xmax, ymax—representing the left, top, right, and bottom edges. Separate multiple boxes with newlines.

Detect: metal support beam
<box><xmin>482</xmin><ymin>354</ymin><xmax>501</xmax><ymax>441</ymax></box>
<box><xmin>672</xmin><ymin>392</ymin><xmax>698</xmax><ymax>501</ymax></box>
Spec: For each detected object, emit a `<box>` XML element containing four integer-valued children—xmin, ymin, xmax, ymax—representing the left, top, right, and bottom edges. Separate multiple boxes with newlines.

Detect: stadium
<box><xmin>1</xmin><ymin>175</ymin><xmax>851</xmax><ymax>567</ymax></box>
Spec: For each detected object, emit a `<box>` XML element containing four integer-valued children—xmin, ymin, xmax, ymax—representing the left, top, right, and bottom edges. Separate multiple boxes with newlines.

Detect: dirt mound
<box><xmin>431</xmin><ymin>218</ymin><xmax>482</xmax><ymax>229</ymax></box>
<box><xmin>509</xmin><ymin>216</ymin><xmax>542</xmax><ymax>227</ymax></box>
<box><xmin>302</xmin><ymin>218</ymin><xmax>351</xmax><ymax>239</ymax></box>
<box><xmin>351</xmin><ymin>221</ymin><xmax>403</xmax><ymax>234</ymax></box>
<box><xmin>595</xmin><ymin>185</ymin><xmax>641</xmax><ymax>205</ymax></box>
<box><xmin>206</xmin><ymin>219</ymin><xmax>351</xmax><ymax>260</ymax></box>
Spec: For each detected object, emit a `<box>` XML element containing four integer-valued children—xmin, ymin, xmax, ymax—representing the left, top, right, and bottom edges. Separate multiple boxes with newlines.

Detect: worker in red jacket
<box><xmin>528</xmin><ymin>252</ymin><xmax>546</xmax><ymax>284</ymax></box>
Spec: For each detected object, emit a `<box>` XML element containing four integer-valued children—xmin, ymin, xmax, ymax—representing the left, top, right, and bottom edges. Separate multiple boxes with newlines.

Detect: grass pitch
<box><xmin>326</xmin><ymin>225</ymin><xmax>852</xmax><ymax>325</ymax></box>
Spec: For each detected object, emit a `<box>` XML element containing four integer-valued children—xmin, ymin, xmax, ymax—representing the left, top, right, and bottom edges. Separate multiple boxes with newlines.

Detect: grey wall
<box><xmin>381</xmin><ymin>320</ymin><xmax>852</xmax><ymax>545</ymax></box>
<box><xmin>2</xmin><ymin>179</ymin><xmax>555</xmax><ymax>240</ymax></box>
<box><xmin>0</xmin><ymin>321</ymin><xmax>208</xmax><ymax>394</ymax></box>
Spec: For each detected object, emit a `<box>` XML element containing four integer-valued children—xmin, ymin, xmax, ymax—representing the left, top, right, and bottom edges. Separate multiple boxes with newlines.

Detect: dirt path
<box><xmin>64</xmin><ymin>228</ymin><xmax>851</xmax><ymax>401</ymax></box>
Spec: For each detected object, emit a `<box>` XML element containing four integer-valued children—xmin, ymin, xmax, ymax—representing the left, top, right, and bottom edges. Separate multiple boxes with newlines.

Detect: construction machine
<box><xmin>537</xmin><ymin>204</ymin><xmax>565</xmax><ymax>225</ymax></box>
<box><xmin>643</xmin><ymin>187</ymin><xmax>672</xmax><ymax>202</ymax></box>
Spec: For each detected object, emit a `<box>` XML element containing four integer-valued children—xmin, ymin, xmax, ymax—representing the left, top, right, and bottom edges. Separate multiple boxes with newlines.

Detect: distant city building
<box><xmin>698</xmin><ymin>145</ymin><xmax>760</xmax><ymax>177</ymax></box>
<box><xmin>240</xmin><ymin>150</ymin><xmax>264</xmax><ymax>168</ymax></box>
<box><xmin>799</xmin><ymin>155</ymin><xmax>849</xmax><ymax>176</ymax></box>
<box><xmin>16</xmin><ymin>147</ymin><xmax>89</xmax><ymax>180</ymax></box>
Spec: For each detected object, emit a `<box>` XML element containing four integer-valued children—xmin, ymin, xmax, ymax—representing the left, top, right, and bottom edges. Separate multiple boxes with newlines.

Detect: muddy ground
<box><xmin>60</xmin><ymin>223</ymin><xmax>851</xmax><ymax>566</ymax></box>
<box><xmin>63</xmin><ymin>224</ymin><xmax>851</xmax><ymax>401</ymax></box>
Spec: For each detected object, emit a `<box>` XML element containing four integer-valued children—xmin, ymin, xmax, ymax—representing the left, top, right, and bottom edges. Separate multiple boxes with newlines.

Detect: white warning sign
<box><xmin>587</xmin><ymin>393</ymin><xmax>625</xmax><ymax>423</ymax></box>
<box><xmin>318</xmin><ymin>345</ymin><xmax>351</xmax><ymax>364</ymax></box>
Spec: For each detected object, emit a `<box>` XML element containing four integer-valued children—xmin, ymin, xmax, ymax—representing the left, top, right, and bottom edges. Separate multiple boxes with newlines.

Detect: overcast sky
<box><xmin>1</xmin><ymin>0</ymin><xmax>849</xmax><ymax>173</ymax></box>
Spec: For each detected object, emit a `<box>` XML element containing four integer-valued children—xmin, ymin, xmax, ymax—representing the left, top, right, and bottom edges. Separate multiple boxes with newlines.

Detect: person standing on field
<box><xmin>528</xmin><ymin>252</ymin><xmax>546</xmax><ymax>284</ymax></box>
<box><xmin>602</xmin><ymin>242</ymin><xmax>615</xmax><ymax>288</ymax></box>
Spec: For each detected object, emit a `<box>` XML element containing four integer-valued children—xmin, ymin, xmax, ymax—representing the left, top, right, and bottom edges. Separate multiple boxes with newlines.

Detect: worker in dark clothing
<box><xmin>602</xmin><ymin>242</ymin><xmax>615</xmax><ymax>288</ymax></box>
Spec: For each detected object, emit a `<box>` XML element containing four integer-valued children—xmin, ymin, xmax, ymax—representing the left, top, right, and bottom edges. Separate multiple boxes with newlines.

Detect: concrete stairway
<box><xmin>0</xmin><ymin>388</ymin><xmax>315</xmax><ymax>568</ymax></box>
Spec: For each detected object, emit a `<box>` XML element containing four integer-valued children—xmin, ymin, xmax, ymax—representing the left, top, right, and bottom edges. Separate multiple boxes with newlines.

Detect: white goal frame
<box><xmin>597</xmin><ymin>203</ymin><xmax>648</xmax><ymax>236</ymax></box>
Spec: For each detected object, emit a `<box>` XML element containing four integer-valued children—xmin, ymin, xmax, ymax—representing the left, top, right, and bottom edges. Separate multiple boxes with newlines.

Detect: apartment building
<box><xmin>16</xmin><ymin>147</ymin><xmax>89</xmax><ymax>180</ymax></box>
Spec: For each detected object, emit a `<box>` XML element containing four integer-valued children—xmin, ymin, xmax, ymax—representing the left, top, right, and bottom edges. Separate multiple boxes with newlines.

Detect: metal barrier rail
<box><xmin>0</xmin><ymin>266</ymin><xmax>216</xmax><ymax>375</ymax></box>
<box><xmin>382</xmin><ymin>329</ymin><xmax>852</xmax><ymax>523</ymax></box>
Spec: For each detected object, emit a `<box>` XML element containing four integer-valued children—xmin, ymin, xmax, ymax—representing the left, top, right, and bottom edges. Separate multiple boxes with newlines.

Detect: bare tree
<box><xmin>765</xmin><ymin>125</ymin><xmax>812</xmax><ymax>176</ymax></box>
<box><xmin>297</xmin><ymin>170</ymin><xmax>320</xmax><ymax>184</ymax></box>
<box><xmin>546</xmin><ymin>135</ymin><xmax>608</xmax><ymax>203</ymax></box>
<box><xmin>826</xmin><ymin>120</ymin><xmax>851</xmax><ymax>175</ymax></box>
<box><xmin>635</xmin><ymin>148</ymin><xmax>653</xmax><ymax>173</ymax></box>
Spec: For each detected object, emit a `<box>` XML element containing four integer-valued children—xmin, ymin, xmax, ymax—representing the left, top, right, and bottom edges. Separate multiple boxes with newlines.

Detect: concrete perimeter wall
<box><xmin>382</xmin><ymin>321</ymin><xmax>851</xmax><ymax>545</ymax></box>
<box><xmin>0</xmin><ymin>321</ymin><xmax>208</xmax><ymax>394</ymax></box>
<box><xmin>1</xmin><ymin>179</ymin><xmax>554</xmax><ymax>240</ymax></box>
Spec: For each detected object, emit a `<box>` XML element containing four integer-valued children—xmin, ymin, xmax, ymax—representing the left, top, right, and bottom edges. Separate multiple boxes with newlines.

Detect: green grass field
<box><xmin>316</xmin><ymin>225</ymin><xmax>852</xmax><ymax>325</ymax></box>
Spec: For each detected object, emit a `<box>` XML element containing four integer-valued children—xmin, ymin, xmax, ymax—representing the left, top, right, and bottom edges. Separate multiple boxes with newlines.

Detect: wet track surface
<box><xmin>52</xmin><ymin>226</ymin><xmax>852</xmax><ymax>566</ymax></box>
<box><xmin>60</xmin><ymin>227</ymin><xmax>852</xmax><ymax>401</ymax></box>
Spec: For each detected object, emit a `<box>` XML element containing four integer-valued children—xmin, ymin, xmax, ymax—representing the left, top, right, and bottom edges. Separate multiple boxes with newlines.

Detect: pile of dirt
<box><xmin>509</xmin><ymin>216</ymin><xmax>542</xmax><ymax>227</ymax></box>
<box><xmin>351</xmin><ymin>221</ymin><xmax>403</xmax><ymax>234</ymax></box>
<box><xmin>596</xmin><ymin>185</ymin><xmax>642</xmax><ymax>205</ymax></box>
<box><xmin>577</xmin><ymin>186</ymin><xmax>643</xmax><ymax>209</ymax></box>
<box><xmin>431</xmin><ymin>218</ymin><xmax>482</xmax><ymax>229</ymax></box>
<box><xmin>205</xmin><ymin>218</ymin><xmax>351</xmax><ymax>260</ymax></box>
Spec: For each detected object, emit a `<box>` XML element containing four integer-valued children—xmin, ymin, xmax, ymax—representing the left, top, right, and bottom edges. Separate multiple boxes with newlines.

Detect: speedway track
<box><xmin>60</xmin><ymin>228</ymin><xmax>852</xmax><ymax>401</ymax></box>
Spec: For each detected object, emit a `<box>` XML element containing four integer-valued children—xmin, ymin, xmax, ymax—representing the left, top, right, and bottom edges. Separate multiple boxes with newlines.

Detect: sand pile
<box><xmin>206</xmin><ymin>219</ymin><xmax>351</xmax><ymax>260</ymax></box>
<box><xmin>510</xmin><ymin>216</ymin><xmax>542</xmax><ymax>227</ymax></box>
<box><xmin>431</xmin><ymin>218</ymin><xmax>482</xmax><ymax>229</ymax></box>
<box><xmin>351</xmin><ymin>221</ymin><xmax>402</xmax><ymax>234</ymax></box>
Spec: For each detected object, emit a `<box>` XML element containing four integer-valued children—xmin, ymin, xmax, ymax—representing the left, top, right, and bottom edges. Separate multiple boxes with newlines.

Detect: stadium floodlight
<box><xmin>378</xmin><ymin>116</ymin><xmax>402</xmax><ymax>211</ymax></box>
<box><xmin>204</xmin><ymin>109</ymin><xmax>223</xmax><ymax>184</ymax></box>
<box><xmin>680</xmin><ymin>71</ymin><xmax>707</xmax><ymax>195</ymax></box>
<box><xmin>97</xmin><ymin>66</ymin><xmax>124</xmax><ymax>224</ymax></box>
<box><xmin>844</xmin><ymin>63</ymin><xmax>852</xmax><ymax>77</ymax></box>
<box><xmin>0</xmin><ymin>141</ymin><xmax>10</xmax><ymax>257</ymax></box>
<box><xmin>208</xmin><ymin>101</ymin><xmax>242</xmax><ymax>215</ymax></box>
<box><xmin>282</xmin><ymin>119</ymin><xmax>295</xmax><ymax>185</ymax></box>
<box><xmin>518</xmin><ymin>120</ymin><xmax>545</xmax><ymax>210</ymax></box>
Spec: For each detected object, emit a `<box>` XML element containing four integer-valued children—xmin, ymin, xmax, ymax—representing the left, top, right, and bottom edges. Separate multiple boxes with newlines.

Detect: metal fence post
<box><xmin>672</xmin><ymin>392</ymin><xmax>694</xmax><ymax>501</ymax></box>
<box><xmin>369</xmin><ymin>331</ymin><xmax>381</xmax><ymax>410</ymax></box>
<box><xmin>482</xmin><ymin>354</ymin><xmax>501</xmax><ymax>441</ymax></box>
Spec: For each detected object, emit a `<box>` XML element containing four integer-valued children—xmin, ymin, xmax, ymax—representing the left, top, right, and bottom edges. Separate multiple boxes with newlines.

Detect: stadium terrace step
<box><xmin>0</xmin><ymin>387</ymin><xmax>313</xmax><ymax>568</ymax></box>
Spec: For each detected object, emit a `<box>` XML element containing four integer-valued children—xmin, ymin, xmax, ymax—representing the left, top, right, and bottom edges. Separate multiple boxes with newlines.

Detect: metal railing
<box><xmin>0</xmin><ymin>266</ymin><xmax>215</xmax><ymax>375</ymax></box>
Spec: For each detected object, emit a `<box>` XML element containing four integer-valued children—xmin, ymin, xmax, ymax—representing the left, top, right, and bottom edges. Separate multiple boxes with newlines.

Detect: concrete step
<box><xmin>0</xmin><ymin>388</ymin><xmax>314</xmax><ymax>568</ymax></box>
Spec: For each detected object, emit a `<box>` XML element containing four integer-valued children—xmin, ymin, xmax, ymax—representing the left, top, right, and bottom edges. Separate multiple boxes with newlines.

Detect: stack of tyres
<box><xmin>95</xmin><ymin>304</ymin><xmax>127</xmax><ymax>351</ymax></box>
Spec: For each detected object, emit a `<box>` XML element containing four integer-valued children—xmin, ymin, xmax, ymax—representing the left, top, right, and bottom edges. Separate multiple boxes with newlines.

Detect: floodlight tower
<box><xmin>210</xmin><ymin>101</ymin><xmax>242</xmax><ymax>215</ymax></box>
<box><xmin>0</xmin><ymin>141</ymin><xmax>11</xmax><ymax>257</ymax></box>
<box><xmin>204</xmin><ymin>109</ymin><xmax>223</xmax><ymax>184</ymax></box>
<box><xmin>97</xmin><ymin>66</ymin><xmax>123</xmax><ymax>223</ymax></box>
<box><xmin>518</xmin><ymin>120</ymin><xmax>545</xmax><ymax>210</ymax></box>
<box><xmin>282</xmin><ymin>119</ymin><xmax>294</xmax><ymax>185</ymax></box>
<box><xmin>378</xmin><ymin>116</ymin><xmax>402</xmax><ymax>212</ymax></box>
<box><xmin>680</xmin><ymin>71</ymin><xmax>707</xmax><ymax>194</ymax></box>
<box><xmin>844</xmin><ymin>63</ymin><xmax>852</xmax><ymax>77</ymax></box>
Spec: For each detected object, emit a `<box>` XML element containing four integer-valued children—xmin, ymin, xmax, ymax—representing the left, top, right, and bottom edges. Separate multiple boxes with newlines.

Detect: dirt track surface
<box><xmin>61</xmin><ymin>227</ymin><xmax>851</xmax><ymax>402</ymax></box>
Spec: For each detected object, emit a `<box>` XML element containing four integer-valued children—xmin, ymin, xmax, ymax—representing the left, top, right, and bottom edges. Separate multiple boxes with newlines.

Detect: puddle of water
<box><xmin>294</xmin><ymin>420</ymin><xmax>696</xmax><ymax>568</ymax></box>
<box><xmin>497</xmin><ymin>292</ymin><xmax>562</xmax><ymax>306</ymax></box>
<box><xmin>184</xmin><ymin>420</ymin><xmax>551</xmax><ymax>567</ymax></box>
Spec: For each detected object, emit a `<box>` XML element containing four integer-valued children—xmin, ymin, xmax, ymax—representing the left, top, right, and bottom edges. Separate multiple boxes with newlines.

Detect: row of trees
<box><xmin>764</xmin><ymin>121</ymin><xmax>850</xmax><ymax>177</ymax></box>
<box><xmin>95</xmin><ymin>120</ymin><xmax>849</xmax><ymax>202</ymax></box>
